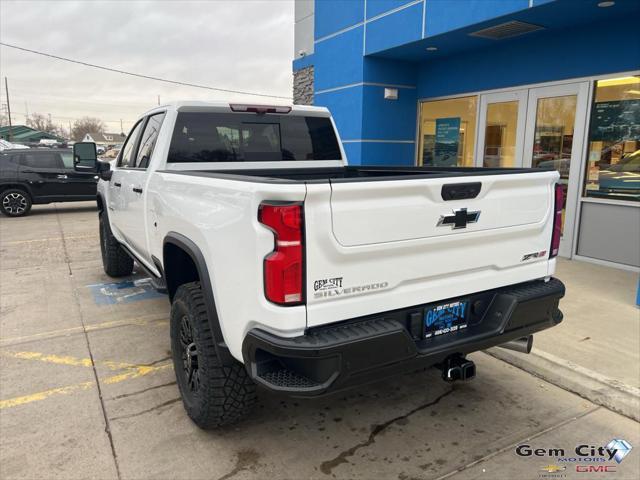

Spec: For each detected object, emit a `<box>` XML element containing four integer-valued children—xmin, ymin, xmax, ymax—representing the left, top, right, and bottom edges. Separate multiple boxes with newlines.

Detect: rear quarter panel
<box><xmin>147</xmin><ymin>172</ymin><xmax>308</xmax><ymax>361</ymax></box>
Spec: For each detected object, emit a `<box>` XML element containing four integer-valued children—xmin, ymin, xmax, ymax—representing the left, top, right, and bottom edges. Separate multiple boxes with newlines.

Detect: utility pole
<box><xmin>4</xmin><ymin>77</ymin><xmax>12</xmax><ymax>141</ymax></box>
<box><xmin>157</xmin><ymin>95</ymin><xmax>160</xmax><ymax>106</ymax></box>
<box><xmin>120</xmin><ymin>118</ymin><xmax>124</xmax><ymax>135</ymax></box>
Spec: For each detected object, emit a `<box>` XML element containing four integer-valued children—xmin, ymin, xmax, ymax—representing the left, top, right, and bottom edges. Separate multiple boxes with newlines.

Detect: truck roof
<box><xmin>142</xmin><ymin>101</ymin><xmax>330</xmax><ymax>117</ymax></box>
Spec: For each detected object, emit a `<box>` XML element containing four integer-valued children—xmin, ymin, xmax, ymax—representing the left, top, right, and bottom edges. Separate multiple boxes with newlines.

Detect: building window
<box><xmin>584</xmin><ymin>75</ymin><xmax>640</xmax><ymax>202</ymax></box>
<box><xmin>418</xmin><ymin>96</ymin><xmax>477</xmax><ymax>167</ymax></box>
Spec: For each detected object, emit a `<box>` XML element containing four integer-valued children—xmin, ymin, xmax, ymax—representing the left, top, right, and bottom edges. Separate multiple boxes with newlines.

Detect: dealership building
<box><xmin>293</xmin><ymin>0</ymin><xmax>639</xmax><ymax>269</ymax></box>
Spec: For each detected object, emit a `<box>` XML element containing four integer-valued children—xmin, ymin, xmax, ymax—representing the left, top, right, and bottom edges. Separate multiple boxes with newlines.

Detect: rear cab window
<box><xmin>21</xmin><ymin>152</ymin><xmax>64</xmax><ymax>169</ymax></box>
<box><xmin>167</xmin><ymin>112</ymin><xmax>342</xmax><ymax>163</ymax></box>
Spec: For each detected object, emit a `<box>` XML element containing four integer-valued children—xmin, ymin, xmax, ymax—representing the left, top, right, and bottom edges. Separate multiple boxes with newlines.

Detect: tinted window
<box><xmin>60</xmin><ymin>151</ymin><xmax>74</xmax><ymax>169</ymax></box>
<box><xmin>1</xmin><ymin>153</ymin><xmax>20</xmax><ymax>165</ymax></box>
<box><xmin>135</xmin><ymin>113</ymin><xmax>166</xmax><ymax>168</ymax></box>
<box><xmin>21</xmin><ymin>152</ymin><xmax>62</xmax><ymax>169</ymax></box>
<box><xmin>118</xmin><ymin>120</ymin><xmax>145</xmax><ymax>168</ymax></box>
<box><xmin>168</xmin><ymin>112</ymin><xmax>341</xmax><ymax>163</ymax></box>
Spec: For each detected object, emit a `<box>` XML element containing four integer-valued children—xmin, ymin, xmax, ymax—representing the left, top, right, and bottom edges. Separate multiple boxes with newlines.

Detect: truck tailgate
<box><xmin>304</xmin><ymin>171</ymin><xmax>558</xmax><ymax>328</ymax></box>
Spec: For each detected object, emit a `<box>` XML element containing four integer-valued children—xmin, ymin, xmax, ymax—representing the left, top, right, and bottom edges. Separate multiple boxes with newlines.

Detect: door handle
<box><xmin>132</xmin><ymin>187</ymin><xmax>143</xmax><ymax>194</ymax></box>
<box><xmin>57</xmin><ymin>174</ymin><xmax>68</xmax><ymax>179</ymax></box>
<box><xmin>113</xmin><ymin>182</ymin><xmax>121</xmax><ymax>188</ymax></box>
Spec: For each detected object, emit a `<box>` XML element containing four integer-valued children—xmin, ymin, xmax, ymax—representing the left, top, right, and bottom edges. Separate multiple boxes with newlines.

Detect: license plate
<box><xmin>424</xmin><ymin>300</ymin><xmax>469</xmax><ymax>338</ymax></box>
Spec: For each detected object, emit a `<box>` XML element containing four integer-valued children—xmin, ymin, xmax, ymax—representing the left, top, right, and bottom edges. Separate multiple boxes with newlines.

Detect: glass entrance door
<box><xmin>477</xmin><ymin>91</ymin><xmax>527</xmax><ymax>168</ymax></box>
<box><xmin>523</xmin><ymin>82</ymin><xmax>590</xmax><ymax>258</ymax></box>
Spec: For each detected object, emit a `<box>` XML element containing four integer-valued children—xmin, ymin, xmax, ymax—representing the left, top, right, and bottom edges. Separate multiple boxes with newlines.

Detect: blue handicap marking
<box><xmin>87</xmin><ymin>277</ymin><xmax>166</xmax><ymax>305</ymax></box>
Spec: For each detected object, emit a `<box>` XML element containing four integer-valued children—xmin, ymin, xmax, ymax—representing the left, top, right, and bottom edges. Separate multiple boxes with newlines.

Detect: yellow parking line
<box><xmin>0</xmin><ymin>235</ymin><xmax>97</xmax><ymax>246</ymax></box>
<box><xmin>0</xmin><ymin>350</ymin><xmax>139</xmax><ymax>371</ymax></box>
<box><xmin>0</xmin><ymin>315</ymin><xmax>167</xmax><ymax>347</ymax></box>
<box><xmin>0</xmin><ymin>363</ymin><xmax>172</xmax><ymax>409</ymax></box>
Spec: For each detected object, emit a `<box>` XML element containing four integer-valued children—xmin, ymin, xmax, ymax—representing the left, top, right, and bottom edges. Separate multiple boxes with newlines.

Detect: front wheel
<box><xmin>170</xmin><ymin>282</ymin><xmax>256</xmax><ymax>429</ymax></box>
<box><xmin>0</xmin><ymin>189</ymin><xmax>32</xmax><ymax>217</ymax></box>
<box><xmin>99</xmin><ymin>211</ymin><xmax>133</xmax><ymax>277</ymax></box>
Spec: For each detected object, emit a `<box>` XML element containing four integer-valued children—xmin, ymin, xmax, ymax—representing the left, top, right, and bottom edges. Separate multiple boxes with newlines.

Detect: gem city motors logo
<box><xmin>518</xmin><ymin>439</ymin><xmax>633</xmax><ymax>477</ymax></box>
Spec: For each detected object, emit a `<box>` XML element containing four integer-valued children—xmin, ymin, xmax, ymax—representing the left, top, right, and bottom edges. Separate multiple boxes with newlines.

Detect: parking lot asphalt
<box><xmin>1</xmin><ymin>202</ymin><xmax>639</xmax><ymax>480</ymax></box>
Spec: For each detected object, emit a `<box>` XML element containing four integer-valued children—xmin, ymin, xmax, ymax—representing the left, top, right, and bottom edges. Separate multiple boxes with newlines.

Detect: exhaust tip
<box><xmin>498</xmin><ymin>335</ymin><xmax>533</xmax><ymax>354</ymax></box>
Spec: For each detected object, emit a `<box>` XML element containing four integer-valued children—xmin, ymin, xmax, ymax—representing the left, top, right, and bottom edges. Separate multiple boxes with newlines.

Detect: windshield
<box><xmin>168</xmin><ymin>112</ymin><xmax>342</xmax><ymax>162</ymax></box>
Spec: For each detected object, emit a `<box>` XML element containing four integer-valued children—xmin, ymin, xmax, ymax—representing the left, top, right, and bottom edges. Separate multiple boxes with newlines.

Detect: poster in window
<box><xmin>434</xmin><ymin>117</ymin><xmax>460</xmax><ymax>166</ymax></box>
<box><xmin>589</xmin><ymin>99</ymin><xmax>640</xmax><ymax>142</ymax></box>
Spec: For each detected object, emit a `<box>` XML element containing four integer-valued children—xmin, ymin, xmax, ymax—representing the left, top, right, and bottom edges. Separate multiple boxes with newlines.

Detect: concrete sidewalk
<box><xmin>489</xmin><ymin>258</ymin><xmax>640</xmax><ymax>421</ymax></box>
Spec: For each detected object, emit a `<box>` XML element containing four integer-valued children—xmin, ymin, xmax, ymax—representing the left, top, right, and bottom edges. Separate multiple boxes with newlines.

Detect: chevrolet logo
<box><xmin>540</xmin><ymin>465</ymin><xmax>566</xmax><ymax>473</ymax></box>
<box><xmin>437</xmin><ymin>208</ymin><xmax>481</xmax><ymax>229</ymax></box>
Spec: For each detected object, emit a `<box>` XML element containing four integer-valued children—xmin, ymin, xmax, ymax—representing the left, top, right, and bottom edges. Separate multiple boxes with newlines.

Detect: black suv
<box><xmin>0</xmin><ymin>148</ymin><xmax>98</xmax><ymax>217</ymax></box>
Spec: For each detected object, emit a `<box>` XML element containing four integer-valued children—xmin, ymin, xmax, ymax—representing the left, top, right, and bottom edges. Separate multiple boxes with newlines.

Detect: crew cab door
<box><xmin>110</xmin><ymin>113</ymin><xmax>165</xmax><ymax>263</ymax></box>
<box><xmin>109</xmin><ymin>119</ymin><xmax>145</xmax><ymax>251</ymax></box>
<box><xmin>17</xmin><ymin>151</ymin><xmax>67</xmax><ymax>199</ymax></box>
<box><xmin>60</xmin><ymin>150</ymin><xmax>98</xmax><ymax>197</ymax></box>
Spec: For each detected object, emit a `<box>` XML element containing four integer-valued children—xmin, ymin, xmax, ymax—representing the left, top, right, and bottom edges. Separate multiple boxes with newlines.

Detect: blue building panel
<box><xmin>341</xmin><ymin>141</ymin><xmax>362</xmax><ymax>164</ymax></box>
<box><xmin>417</xmin><ymin>16</ymin><xmax>640</xmax><ymax>99</ymax></box>
<box><xmin>292</xmin><ymin>53</ymin><xmax>314</xmax><ymax>72</ymax></box>
<box><xmin>424</xmin><ymin>0</ymin><xmax>530</xmax><ymax>37</ymax></box>
<box><xmin>363</xmin><ymin>57</ymin><xmax>418</xmax><ymax>86</ymax></box>
<box><xmin>360</xmin><ymin>141</ymin><xmax>416</xmax><ymax>165</ymax></box>
<box><xmin>314</xmin><ymin>26</ymin><xmax>365</xmax><ymax>91</ymax></box>
<box><xmin>366</xmin><ymin>0</ymin><xmax>421</xmax><ymax>19</ymax></box>
<box><xmin>314</xmin><ymin>87</ymin><xmax>364</xmax><ymax>140</ymax></box>
<box><xmin>365</xmin><ymin>1</ymin><xmax>423</xmax><ymax>54</ymax></box>
<box><xmin>361</xmin><ymin>85</ymin><xmax>417</xmax><ymax>140</ymax></box>
<box><xmin>315</xmin><ymin>0</ymin><xmax>364</xmax><ymax>39</ymax></box>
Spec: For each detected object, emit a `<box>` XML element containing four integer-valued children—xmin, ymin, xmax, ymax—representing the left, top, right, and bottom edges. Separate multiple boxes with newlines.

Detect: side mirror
<box><xmin>97</xmin><ymin>161</ymin><xmax>112</xmax><ymax>181</ymax></box>
<box><xmin>73</xmin><ymin>142</ymin><xmax>98</xmax><ymax>172</ymax></box>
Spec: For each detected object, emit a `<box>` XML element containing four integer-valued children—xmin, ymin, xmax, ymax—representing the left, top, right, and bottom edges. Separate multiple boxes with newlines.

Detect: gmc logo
<box><xmin>576</xmin><ymin>465</ymin><xmax>617</xmax><ymax>473</ymax></box>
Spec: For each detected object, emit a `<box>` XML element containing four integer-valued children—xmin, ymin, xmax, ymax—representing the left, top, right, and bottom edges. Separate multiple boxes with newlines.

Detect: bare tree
<box><xmin>26</xmin><ymin>113</ymin><xmax>57</xmax><ymax>134</ymax></box>
<box><xmin>71</xmin><ymin>117</ymin><xmax>106</xmax><ymax>141</ymax></box>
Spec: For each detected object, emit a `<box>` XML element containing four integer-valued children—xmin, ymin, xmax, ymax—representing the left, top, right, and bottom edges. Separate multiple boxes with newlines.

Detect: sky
<box><xmin>0</xmin><ymin>0</ymin><xmax>294</xmax><ymax>133</ymax></box>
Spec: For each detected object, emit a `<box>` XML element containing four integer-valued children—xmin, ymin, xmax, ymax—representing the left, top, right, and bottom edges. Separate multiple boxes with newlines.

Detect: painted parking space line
<box><xmin>0</xmin><ymin>234</ymin><xmax>97</xmax><ymax>246</ymax></box>
<box><xmin>0</xmin><ymin>350</ymin><xmax>143</xmax><ymax>371</ymax></box>
<box><xmin>86</xmin><ymin>278</ymin><xmax>166</xmax><ymax>305</ymax></box>
<box><xmin>0</xmin><ymin>349</ymin><xmax>173</xmax><ymax>410</ymax></box>
<box><xmin>0</xmin><ymin>315</ymin><xmax>167</xmax><ymax>347</ymax></box>
<box><xmin>0</xmin><ymin>362</ymin><xmax>172</xmax><ymax>410</ymax></box>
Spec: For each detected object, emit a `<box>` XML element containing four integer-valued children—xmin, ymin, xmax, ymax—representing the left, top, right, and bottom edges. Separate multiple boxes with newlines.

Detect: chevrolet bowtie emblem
<box><xmin>540</xmin><ymin>465</ymin><xmax>566</xmax><ymax>473</ymax></box>
<box><xmin>437</xmin><ymin>208</ymin><xmax>481</xmax><ymax>229</ymax></box>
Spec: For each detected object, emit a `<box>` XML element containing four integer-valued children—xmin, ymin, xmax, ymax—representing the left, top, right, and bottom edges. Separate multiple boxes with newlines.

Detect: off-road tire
<box><xmin>0</xmin><ymin>188</ymin><xmax>32</xmax><ymax>217</ymax></box>
<box><xmin>99</xmin><ymin>211</ymin><xmax>134</xmax><ymax>277</ymax></box>
<box><xmin>170</xmin><ymin>282</ymin><xmax>256</xmax><ymax>429</ymax></box>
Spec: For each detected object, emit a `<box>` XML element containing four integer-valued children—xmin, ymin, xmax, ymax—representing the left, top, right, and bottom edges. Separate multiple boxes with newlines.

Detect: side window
<box><xmin>21</xmin><ymin>153</ymin><xmax>63</xmax><ymax>169</ymax></box>
<box><xmin>135</xmin><ymin>113</ymin><xmax>166</xmax><ymax>169</ymax></box>
<box><xmin>118</xmin><ymin>120</ymin><xmax>145</xmax><ymax>168</ymax></box>
<box><xmin>60</xmin><ymin>152</ymin><xmax>74</xmax><ymax>169</ymax></box>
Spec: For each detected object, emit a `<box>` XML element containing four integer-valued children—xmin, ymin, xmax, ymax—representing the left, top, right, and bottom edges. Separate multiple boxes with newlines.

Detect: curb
<box><xmin>485</xmin><ymin>347</ymin><xmax>640</xmax><ymax>422</ymax></box>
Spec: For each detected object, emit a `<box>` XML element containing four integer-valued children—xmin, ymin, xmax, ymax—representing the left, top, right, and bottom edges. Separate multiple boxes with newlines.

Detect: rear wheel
<box><xmin>99</xmin><ymin>211</ymin><xmax>134</xmax><ymax>277</ymax></box>
<box><xmin>0</xmin><ymin>189</ymin><xmax>32</xmax><ymax>217</ymax></box>
<box><xmin>170</xmin><ymin>282</ymin><xmax>256</xmax><ymax>429</ymax></box>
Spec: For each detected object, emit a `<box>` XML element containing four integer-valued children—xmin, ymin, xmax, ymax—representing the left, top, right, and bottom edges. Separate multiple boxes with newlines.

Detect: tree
<box><xmin>26</xmin><ymin>113</ymin><xmax>57</xmax><ymax>134</ymax></box>
<box><xmin>71</xmin><ymin>117</ymin><xmax>106</xmax><ymax>142</ymax></box>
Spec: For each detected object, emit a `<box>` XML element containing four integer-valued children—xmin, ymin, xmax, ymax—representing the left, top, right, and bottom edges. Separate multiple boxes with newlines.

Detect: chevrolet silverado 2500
<box><xmin>73</xmin><ymin>101</ymin><xmax>565</xmax><ymax>429</ymax></box>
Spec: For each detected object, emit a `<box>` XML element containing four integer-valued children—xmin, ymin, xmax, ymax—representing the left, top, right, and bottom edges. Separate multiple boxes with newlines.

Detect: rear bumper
<box><xmin>242</xmin><ymin>278</ymin><xmax>565</xmax><ymax>396</ymax></box>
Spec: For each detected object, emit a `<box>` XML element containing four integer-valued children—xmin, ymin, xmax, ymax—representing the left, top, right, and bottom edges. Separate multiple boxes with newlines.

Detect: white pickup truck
<box><xmin>73</xmin><ymin>101</ymin><xmax>565</xmax><ymax>429</ymax></box>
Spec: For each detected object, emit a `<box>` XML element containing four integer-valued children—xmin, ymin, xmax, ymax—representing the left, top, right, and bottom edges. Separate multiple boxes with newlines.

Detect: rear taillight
<box><xmin>550</xmin><ymin>183</ymin><xmax>564</xmax><ymax>258</ymax></box>
<box><xmin>258</xmin><ymin>202</ymin><xmax>304</xmax><ymax>305</ymax></box>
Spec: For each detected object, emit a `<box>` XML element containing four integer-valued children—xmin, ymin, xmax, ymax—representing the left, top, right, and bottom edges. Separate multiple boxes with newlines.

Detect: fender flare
<box><xmin>163</xmin><ymin>232</ymin><xmax>233</xmax><ymax>364</ymax></box>
<box><xmin>1</xmin><ymin>182</ymin><xmax>34</xmax><ymax>199</ymax></box>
